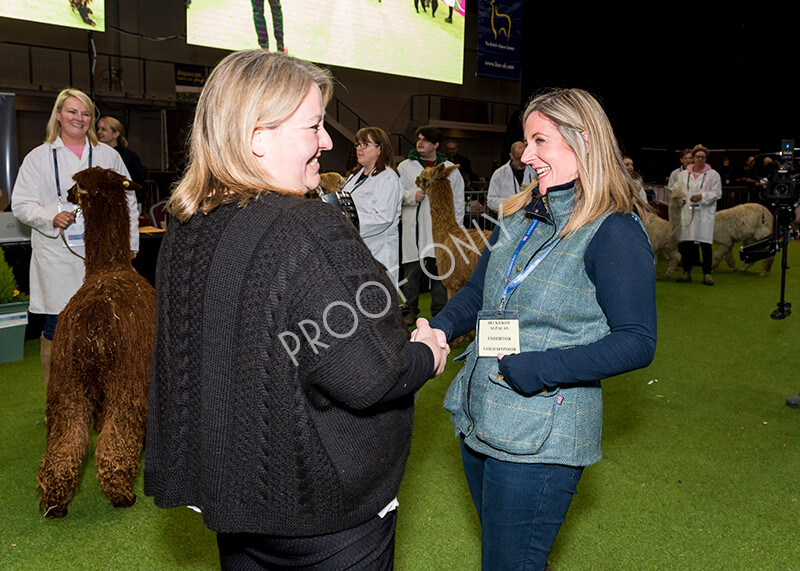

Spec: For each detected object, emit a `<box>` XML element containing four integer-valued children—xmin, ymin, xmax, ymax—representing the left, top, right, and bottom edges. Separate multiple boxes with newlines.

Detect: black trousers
<box><xmin>251</xmin><ymin>0</ymin><xmax>284</xmax><ymax>51</ymax></box>
<box><xmin>217</xmin><ymin>511</ymin><xmax>396</xmax><ymax>570</ymax></box>
<box><xmin>401</xmin><ymin>258</ymin><xmax>448</xmax><ymax>318</ymax></box>
<box><xmin>679</xmin><ymin>240</ymin><xmax>712</xmax><ymax>275</ymax></box>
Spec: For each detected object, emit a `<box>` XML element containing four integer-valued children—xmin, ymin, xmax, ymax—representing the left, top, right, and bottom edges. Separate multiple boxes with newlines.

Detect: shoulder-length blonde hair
<box><xmin>349</xmin><ymin>126</ymin><xmax>398</xmax><ymax>177</ymax></box>
<box><xmin>503</xmin><ymin>88</ymin><xmax>648</xmax><ymax>236</ymax></box>
<box><xmin>45</xmin><ymin>88</ymin><xmax>99</xmax><ymax>146</ymax></box>
<box><xmin>168</xmin><ymin>50</ymin><xmax>333</xmax><ymax>222</ymax></box>
<box><xmin>98</xmin><ymin>116</ymin><xmax>128</xmax><ymax>147</ymax></box>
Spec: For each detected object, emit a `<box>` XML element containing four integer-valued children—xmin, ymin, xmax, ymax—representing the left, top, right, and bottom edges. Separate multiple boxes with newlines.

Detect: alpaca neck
<box><xmin>428</xmin><ymin>180</ymin><xmax>461</xmax><ymax>244</ymax></box>
<box><xmin>82</xmin><ymin>198</ymin><xmax>133</xmax><ymax>274</ymax></box>
<box><xmin>668</xmin><ymin>199</ymin><xmax>683</xmax><ymax>238</ymax></box>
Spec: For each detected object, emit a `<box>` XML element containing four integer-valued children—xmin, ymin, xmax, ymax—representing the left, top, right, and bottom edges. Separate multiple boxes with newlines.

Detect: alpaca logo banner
<box><xmin>476</xmin><ymin>0</ymin><xmax>521</xmax><ymax>81</ymax></box>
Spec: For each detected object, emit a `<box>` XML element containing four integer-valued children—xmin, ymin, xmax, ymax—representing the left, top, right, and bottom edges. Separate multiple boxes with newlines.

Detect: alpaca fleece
<box><xmin>144</xmin><ymin>192</ymin><xmax>416</xmax><ymax>536</ymax></box>
<box><xmin>36</xmin><ymin>167</ymin><xmax>155</xmax><ymax>518</ymax></box>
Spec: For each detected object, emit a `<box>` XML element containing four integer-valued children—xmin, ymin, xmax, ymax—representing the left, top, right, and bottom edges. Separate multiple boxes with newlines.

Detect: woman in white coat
<box><xmin>342</xmin><ymin>127</ymin><xmax>403</xmax><ymax>287</ymax></box>
<box><xmin>675</xmin><ymin>145</ymin><xmax>721</xmax><ymax>285</ymax></box>
<box><xmin>11</xmin><ymin>88</ymin><xmax>137</xmax><ymax>387</ymax></box>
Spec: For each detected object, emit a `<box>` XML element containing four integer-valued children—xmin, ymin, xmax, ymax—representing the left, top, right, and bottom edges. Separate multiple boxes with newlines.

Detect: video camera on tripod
<box><xmin>739</xmin><ymin>139</ymin><xmax>799</xmax><ymax>319</ymax></box>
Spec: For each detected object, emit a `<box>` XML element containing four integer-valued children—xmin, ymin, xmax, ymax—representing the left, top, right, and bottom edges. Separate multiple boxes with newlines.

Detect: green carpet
<box><xmin>1</xmin><ymin>243</ymin><xmax>799</xmax><ymax>570</ymax></box>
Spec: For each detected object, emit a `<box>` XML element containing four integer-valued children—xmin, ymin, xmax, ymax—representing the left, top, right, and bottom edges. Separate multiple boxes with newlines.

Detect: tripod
<box><xmin>770</xmin><ymin>204</ymin><xmax>795</xmax><ymax>320</ymax></box>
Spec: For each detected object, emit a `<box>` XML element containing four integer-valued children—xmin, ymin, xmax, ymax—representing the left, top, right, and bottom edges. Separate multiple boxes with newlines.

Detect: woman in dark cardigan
<box><xmin>144</xmin><ymin>49</ymin><xmax>449</xmax><ymax>570</ymax></box>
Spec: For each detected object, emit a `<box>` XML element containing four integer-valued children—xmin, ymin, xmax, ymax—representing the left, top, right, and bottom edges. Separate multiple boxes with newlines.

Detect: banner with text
<box><xmin>476</xmin><ymin>0</ymin><xmax>522</xmax><ymax>81</ymax></box>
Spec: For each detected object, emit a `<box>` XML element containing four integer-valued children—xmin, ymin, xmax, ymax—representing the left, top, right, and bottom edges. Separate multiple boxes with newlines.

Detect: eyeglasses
<box><xmin>354</xmin><ymin>142</ymin><xmax>380</xmax><ymax>149</ymax></box>
<box><xmin>694</xmin><ymin>154</ymin><xmax>707</xmax><ymax>160</ymax></box>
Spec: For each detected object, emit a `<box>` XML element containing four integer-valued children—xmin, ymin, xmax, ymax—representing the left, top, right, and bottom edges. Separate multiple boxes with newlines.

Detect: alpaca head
<box><xmin>67</xmin><ymin>166</ymin><xmax>140</xmax><ymax>209</ymax></box>
<box><xmin>307</xmin><ymin>172</ymin><xmax>346</xmax><ymax>199</ymax></box>
<box><xmin>415</xmin><ymin>163</ymin><xmax>459</xmax><ymax>195</ymax></box>
<box><xmin>668</xmin><ymin>186</ymin><xmax>687</xmax><ymax>210</ymax></box>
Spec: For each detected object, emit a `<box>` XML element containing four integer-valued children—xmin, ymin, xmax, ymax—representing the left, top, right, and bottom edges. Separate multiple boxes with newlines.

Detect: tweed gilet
<box><xmin>444</xmin><ymin>185</ymin><xmax>610</xmax><ymax>466</ymax></box>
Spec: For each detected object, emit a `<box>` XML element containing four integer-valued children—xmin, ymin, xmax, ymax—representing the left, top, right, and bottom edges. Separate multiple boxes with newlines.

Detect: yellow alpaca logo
<box><xmin>490</xmin><ymin>0</ymin><xmax>511</xmax><ymax>41</ymax></box>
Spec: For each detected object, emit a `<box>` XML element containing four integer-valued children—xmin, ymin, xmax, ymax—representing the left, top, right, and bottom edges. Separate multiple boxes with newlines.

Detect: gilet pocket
<box><xmin>474</xmin><ymin>369</ymin><xmax>559</xmax><ymax>456</ymax></box>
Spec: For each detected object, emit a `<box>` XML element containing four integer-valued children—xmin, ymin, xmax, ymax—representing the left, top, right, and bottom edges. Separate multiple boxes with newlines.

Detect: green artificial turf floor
<box><xmin>1</xmin><ymin>243</ymin><xmax>799</xmax><ymax>570</ymax></box>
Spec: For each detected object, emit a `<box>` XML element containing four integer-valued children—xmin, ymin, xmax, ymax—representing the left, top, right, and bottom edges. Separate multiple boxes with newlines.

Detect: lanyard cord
<box><xmin>500</xmin><ymin>217</ymin><xmax>560</xmax><ymax>308</ymax></box>
<box><xmin>53</xmin><ymin>145</ymin><xmax>92</xmax><ymax>204</ymax></box>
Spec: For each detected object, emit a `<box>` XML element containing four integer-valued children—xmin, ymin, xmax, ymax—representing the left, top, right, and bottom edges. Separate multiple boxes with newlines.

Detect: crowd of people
<box><xmin>11</xmin><ymin>48</ymin><xmax>799</xmax><ymax>570</ymax></box>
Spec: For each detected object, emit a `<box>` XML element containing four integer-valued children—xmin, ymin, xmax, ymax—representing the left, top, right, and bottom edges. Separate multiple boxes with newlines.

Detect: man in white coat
<box><xmin>674</xmin><ymin>145</ymin><xmax>721</xmax><ymax>285</ymax></box>
<box><xmin>486</xmin><ymin>141</ymin><xmax>535</xmax><ymax>214</ymax></box>
<box><xmin>398</xmin><ymin>125</ymin><xmax>464</xmax><ymax>323</ymax></box>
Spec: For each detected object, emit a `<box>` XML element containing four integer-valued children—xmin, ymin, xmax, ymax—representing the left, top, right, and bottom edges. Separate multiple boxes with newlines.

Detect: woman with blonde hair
<box><xmin>96</xmin><ymin>116</ymin><xmax>146</xmax><ymax>187</ymax></box>
<box><xmin>144</xmin><ymin>50</ymin><xmax>449</xmax><ymax>569</ymax></box>
<box><xmin>426</xmin><ymin>87</ymin><xmax>657</xmax><ymax>569</ymax></box>
<box><xmin>11</xmin><ymin>88</ymin><xmax>137</xmax><ymax>394</ymax></box>
<box><xmin>341</xmin><ymin>126</ymin><xmax>403</xmax><ymax>286</ymax></box>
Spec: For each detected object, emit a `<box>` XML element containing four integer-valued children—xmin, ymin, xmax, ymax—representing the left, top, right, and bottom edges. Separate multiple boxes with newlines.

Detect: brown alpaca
<box><xmin>416</xmin><ymin>162</ymin><xmax>492</xmax><ymax>303</ymax></box>
<box><xmin>307</xmin><ymin>172</ymin><xmax>346</xmax><ymax>199</ymax></box>
<box><xmin>643</xmin><ymin>187</ymin><xmax>686</xmax><ymax>277</ymax></box>
<box><xmin>712</xmin><ymin>203</ymin><xmax>774</xmax><ymax>276</ymax></box>
<box><xmin>36</xmin><ymin>167</ymin><xmax>155</xmax><ymax>518</ymax></box>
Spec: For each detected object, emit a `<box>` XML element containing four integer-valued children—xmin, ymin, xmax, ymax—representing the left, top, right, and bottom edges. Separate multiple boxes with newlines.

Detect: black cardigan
<box><xmin>144</xmin><ymin>192</ymin><xmax>432</xmax><ymax>536</ymax></box>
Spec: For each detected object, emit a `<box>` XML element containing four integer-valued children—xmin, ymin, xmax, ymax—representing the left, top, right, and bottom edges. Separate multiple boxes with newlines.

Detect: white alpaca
<box><xmin>644</xmin><ymin>187</ymin><xmax>686</xmax><ymax>277</ymax></box>
<box><xmin>712</xmin><ymin>203</ymin><xmax>774</xmax><ymax>276</ymax></box>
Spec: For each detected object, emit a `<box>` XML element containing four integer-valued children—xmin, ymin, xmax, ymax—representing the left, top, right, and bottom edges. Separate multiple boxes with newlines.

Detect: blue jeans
<box><xmin>461</xmin><ymin>439</ymin><xmax>583</xmax><ymax>571</ymax></box>
<box><xmin>43</xmin><ymin>314</ymin><xmax>59</xmax><ymax>341</ymax></box>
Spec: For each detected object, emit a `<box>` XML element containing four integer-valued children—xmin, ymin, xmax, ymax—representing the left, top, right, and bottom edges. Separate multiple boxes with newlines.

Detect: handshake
<box><xmin>410</xmin><ymin>318</ymin><xmax>450</xmax><ymax>377</ymax></box>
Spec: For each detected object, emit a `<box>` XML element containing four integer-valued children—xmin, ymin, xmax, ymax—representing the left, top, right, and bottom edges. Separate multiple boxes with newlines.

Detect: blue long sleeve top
<box><xmin>430</xmin><ymin>193</ymin><xmax>657</xmax><ymax>395</ymax></box>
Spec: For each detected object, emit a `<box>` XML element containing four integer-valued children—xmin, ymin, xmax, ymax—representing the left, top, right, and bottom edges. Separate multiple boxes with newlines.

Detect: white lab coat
<box><xmin>342</xmin><ymin>166</ymin><xmax>403</xmax><ymax>286</ymax></box>
<box><xmin>398</xmin><ymin>157</ymin><xmax>465</xmax><ymax>264</ymax></box>
<box><xmin>486</xmin><ymin>161</ymin><xmax>535</xmax><ymax>213</ymax></box>
<box><xmin>678</xmin><ymin>166</ymin><xmax>721</xmax><ymax>244</ymax></box>
<box><xmin>11</xmin><ymin>138</ymin><xmax>138</xmax><ymax>315</ymax></box>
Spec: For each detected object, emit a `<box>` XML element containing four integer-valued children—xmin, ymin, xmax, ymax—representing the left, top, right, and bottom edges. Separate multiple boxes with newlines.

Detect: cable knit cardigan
<box><xmin>144</xmin><ymin>192</ymin><xmax>428</xmax><ymax>536</ymax></box>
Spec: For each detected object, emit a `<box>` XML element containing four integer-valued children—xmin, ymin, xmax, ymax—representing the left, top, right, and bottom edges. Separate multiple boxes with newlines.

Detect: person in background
<box><xmin>423</xmin><ymin>87</ymin><xmax>656</xmax><ymax>570</ymax></box>
<box><xmin>342</xmin><ymin>126</ymin><xmax>403</xmax><ymax>287</ymax></box>
<box><xmin>623</xmin><ymin>155</ymin><xmax>648</xmax><ymax>203</ymax></box>
<box><xmin>668</xmin><ymin>148</ymin><xmax>694</xmax><ymax>189</ymax></box>
<box><xmin>675</xmin><ymin>145</ymin><xmax>722</xmax><ymax>285</ymax></box>
<box><xmin>251</xmin><ymin>0</ymin><xmax>285</xmax><ymax>52</ymax></box>
<box><xmin>736</xmin><ymin>155</ymin><xmax>767</xmax><ymax>204</ymax></box>
<box><xmin>443</xmin><ymin>138</ymin><xmax>475</xmax><ymax>190</ymax></box>
<box><xmin>486</xmin><ymin>140</ymin><xmax>536</xmax><ymax>213</ymax></box>
<box><xmin>11</xmin><ymin>88</ymin><xmax>138</xmax><ymax>395</ymax></box>
<box><xmin>398</xmin><ymin>125</ymin><xmax>464</xmax><ymax>324</ymax></box>
<box><xmin>97</xmin><ymin>116</ymin><xmax>146</xmax><ymax>188</ymax></box>
<box><xmin>144</xmin><ymin>50</ymin><xmax>450</xmax><ymax>570</ymax></box>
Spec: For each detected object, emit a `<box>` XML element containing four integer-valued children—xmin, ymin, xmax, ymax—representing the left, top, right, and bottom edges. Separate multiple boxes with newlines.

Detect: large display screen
<box><xmin>187</xmin><ymin>0</ymin><xmax>466</xmax><ymax>84</ymax></box>
<box><xmin>0</xmin><ymin>0</ymin><xmax>105</xmax><ymax>31</ymax></box>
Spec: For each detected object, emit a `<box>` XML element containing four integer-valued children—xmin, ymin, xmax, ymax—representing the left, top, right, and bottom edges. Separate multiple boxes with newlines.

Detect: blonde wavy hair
<box><xmin>98</xmin><ymin>116</ymin><xmax>128</xmax><ymax>148</ymax></box>
<box><xmin>168</xmin><ymin>50</ymin><xmax>334</xmax><ymax>222</ymax></box>
<box><xmin>502</xmin><ymin>88</ymin><xmax>648</xmax><ymax>236</ymax></box>
<box><xmin>45</xmin><ymin>88</ymin><xmax>99</xmax><ymax>146</ymax></box>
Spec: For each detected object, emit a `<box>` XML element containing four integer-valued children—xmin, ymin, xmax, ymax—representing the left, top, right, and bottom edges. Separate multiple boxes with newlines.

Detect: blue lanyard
<box><xmin>53</xmin><ymin>145</ymin><xmax>92</xmax><ymax>202</ymax></box>
<box><xmin>500</xmin><ymin>218</ymin><xmax>561</xmax><ymax>308</ymax></box>
<box><xmin>348</xmin><ymin>168</ymin><xmax>375</xmax><ymax>192</ymax></box>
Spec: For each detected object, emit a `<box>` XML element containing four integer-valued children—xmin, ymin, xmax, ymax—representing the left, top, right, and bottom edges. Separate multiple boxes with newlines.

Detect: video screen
<box><xmin>187</xmin><ymin>0</ymin><xmax>466</xmax><ymax>84</ymax></box>
<box><xmin>0</xmin><ymin>0</ymin><xmax>105</xmax><ymax>31</ymax></box>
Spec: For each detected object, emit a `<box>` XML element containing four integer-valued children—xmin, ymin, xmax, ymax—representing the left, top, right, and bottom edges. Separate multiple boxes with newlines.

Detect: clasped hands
<box><xmin>410</xmin><ymin>318</ymin><xmax>450</xmax><ymax>377</ymax></box>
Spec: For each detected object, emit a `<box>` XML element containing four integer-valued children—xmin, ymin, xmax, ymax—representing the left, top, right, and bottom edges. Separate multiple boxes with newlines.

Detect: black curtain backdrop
<box><xmin>517</xmin><ymin>8</ymin><xmax>800</xmax><ymax>177</ymax></box>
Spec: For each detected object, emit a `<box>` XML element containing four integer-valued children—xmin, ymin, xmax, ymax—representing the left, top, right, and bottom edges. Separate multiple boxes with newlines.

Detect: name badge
<box><xmin>59</xmin><ymin>203</ymin><xmax>85</xmax><ymax>248</ymax></box>
<box><xmin>476</xmin><ymin>310</ymin><xmax>520</xmax><ymax>358</ymax></box>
